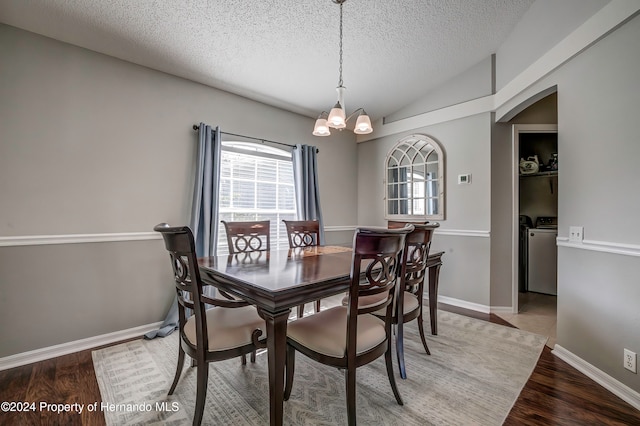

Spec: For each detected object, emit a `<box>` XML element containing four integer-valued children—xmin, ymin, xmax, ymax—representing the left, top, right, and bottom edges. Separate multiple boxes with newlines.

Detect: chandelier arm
<box><xmin>345</xmin><ymin>108</ymin><xmax>365</xmax><ymax>122</ymax></box>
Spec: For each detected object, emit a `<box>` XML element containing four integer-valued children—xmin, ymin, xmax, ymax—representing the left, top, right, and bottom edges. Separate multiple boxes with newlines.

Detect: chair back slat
<box><xmin>388</xmin><ymin>221</ymin><xmax>440</xmax><ymax>292</ymax></box>
<box><xmin>345</xmin><ymin>226</ymin><xmax>413</xmax><ymax>348</ymax></box>
<box><xmin>221</xmin><ymin>220</ymin><xmax>270</xmax><ymax>253</ymax></box>
<box><xmin>283</xmin><ymin>220</ymin><xmax>320</xmax><ymax>248</ymax></box>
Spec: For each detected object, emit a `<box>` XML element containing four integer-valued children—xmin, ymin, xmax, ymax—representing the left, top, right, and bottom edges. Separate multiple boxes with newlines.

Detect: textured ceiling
<box><xmin>0</xmin><ymin>0</ymin><xmax>535</xmax><ymax>121</ymax></box>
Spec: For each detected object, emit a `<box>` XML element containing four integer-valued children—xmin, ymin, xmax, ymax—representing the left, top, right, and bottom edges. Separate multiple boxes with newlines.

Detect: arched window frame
<box><xmin>384</xmin><ymin>134</ymin><xmax>445</xmax><ymax>221</ymax></box>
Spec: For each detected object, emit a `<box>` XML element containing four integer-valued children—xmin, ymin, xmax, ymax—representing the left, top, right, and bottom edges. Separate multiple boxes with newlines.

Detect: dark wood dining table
<box><xmin>198</xmin><ymin>245</ymin><xmax>444</xmax><ymax>426</ymax></box>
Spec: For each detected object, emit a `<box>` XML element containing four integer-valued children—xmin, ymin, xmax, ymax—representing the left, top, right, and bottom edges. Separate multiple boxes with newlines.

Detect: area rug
<box><xmin>93</xmin><ymin>311</ymin><xmax>546</xmax><ymax>425</ymax></box>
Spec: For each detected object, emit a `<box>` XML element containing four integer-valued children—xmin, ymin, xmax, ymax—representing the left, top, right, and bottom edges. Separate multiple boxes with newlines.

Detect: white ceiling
<box><xmin>0</xmin><ymin>0</ymin><xmax>535</xmax><ymax>121</ymax></box>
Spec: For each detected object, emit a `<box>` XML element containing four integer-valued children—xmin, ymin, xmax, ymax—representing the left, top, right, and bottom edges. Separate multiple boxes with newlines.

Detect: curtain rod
<box><xmin>192</xmin><ymin>124</ymin><xmax>318</xmax><ymax>153</ymax></box>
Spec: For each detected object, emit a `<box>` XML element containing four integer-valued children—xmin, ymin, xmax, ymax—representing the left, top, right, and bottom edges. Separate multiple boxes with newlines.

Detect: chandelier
<box><xmin>313</xmin><ymin>0</ymin><xmax>373</xmax><ymax>136</ymax></box>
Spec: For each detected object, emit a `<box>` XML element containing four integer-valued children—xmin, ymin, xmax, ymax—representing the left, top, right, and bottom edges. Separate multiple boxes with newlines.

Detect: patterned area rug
<box><xmin>93</xmin><ymin>311</ymin><xmax>546</xmax><ymax>425</ymax></box>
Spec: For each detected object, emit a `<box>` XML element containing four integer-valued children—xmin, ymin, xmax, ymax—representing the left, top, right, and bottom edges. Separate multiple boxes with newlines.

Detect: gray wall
<box><xmin>509</xmin><ymin>92</ymin><xmax>557</xmax><ymax>124</ymax></box>
<box><xmin>385</xmin><ymin>56</ymin><xmax>494</xmax><ymax>123</ymax></box>
<box><xmin>0</xmin><ymin>24</ymin><xmax>358</xmax><ymax>357</ymax></box>
<box><xmin>358</xmin><ymin>3</ymin><xmax>640</xmax><ymax>392</ymax></box>
<box><xmin>496</xmin><ymin>13</ymin><xmax>640</xmax><ymax>391</ymax></box>
<box><xmin>555</xmin><ymin>14</ymin><xmax>640</xmax><ymax>390</ymax></box>
<box><xmin>495</xmin><ymin>0</ymin><xmax>609</xmax><ymax>90</ymax></box>
<box><xmin>357</xmin><ymin>113</ymin><xmax>492</xmax><ymax>306</ymax></box>
<box><xmin>490</xmin><ymin>115</ymin><xmax>514</xmax><ymax>307</ymax></box>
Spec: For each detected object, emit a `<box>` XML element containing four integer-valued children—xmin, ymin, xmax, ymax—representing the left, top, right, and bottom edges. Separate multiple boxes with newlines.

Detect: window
<box><xmin>218</xmin><ymin>142</ymin><xmax>296</xmax><ymax>254</ymax></box>
<box><xmin>385</xmin><ymin>134</ymin><xmax>445</xmax><ymax>220</ymax></box>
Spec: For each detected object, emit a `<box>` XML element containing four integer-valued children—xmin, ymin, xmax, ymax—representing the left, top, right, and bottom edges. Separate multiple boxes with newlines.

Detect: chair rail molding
<box><xmin>0</xmin><ymin>228</ymin><xmax>490</xmax><ymax>247</ymax></box>
<box><xmin>0</xmin><ymin>232</ymin><xmax>161</xmax><ymax>247</ymax></box>
<box><xmin>556</xmin><ymin>237</ymin><xmax>640</xmax><ymax>257</ymax></box>
<box><xmin>324</xmin><ymin>225</ymin><xmax>357</xmax><ymax>232</ymax></box>
<box><xmin>436</xmin><ymin>229</ymin><xmax>490</xmax><ymax>238</ymax></box>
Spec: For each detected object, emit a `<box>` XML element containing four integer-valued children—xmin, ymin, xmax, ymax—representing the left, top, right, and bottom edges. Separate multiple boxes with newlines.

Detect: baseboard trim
<box><xmin>425</xmin><ymin>295</ymin><xmax>513</xmax><ymax>315</ymax></box>
<box><xmin>0</xmin><ymin>321</ymin><xmax>163</xmax><ymax>371</ymax></box>
<box><xmin>552</xmin><ymin>345</ymin><xmax>640</xmax><ymax>411</ymax></box>
<box><xmin>436</xmin><ymin>295</ymin><xmax>491</xmax><ymax>314</ymax></box>
<box><xmin>490</xmin><ymin>306</ymin><xmax>515</xmax><ymax>315</ymax></box>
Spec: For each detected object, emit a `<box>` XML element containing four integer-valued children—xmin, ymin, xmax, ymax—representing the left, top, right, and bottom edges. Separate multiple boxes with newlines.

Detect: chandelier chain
<box><xmin>338</xmin><ymin>1</ymin><xmax>343</xmax><ymax>87</ymax></box>
<box><xmin>313</xmin><ymin>0</ymin><xmax>372</xmax><ymax>136</ymax></box>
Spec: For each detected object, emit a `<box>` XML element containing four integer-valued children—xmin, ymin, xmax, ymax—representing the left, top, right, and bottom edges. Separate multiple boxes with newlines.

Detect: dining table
<box><xmin>198</xmin><ymin>245</ymin><xmax>444</xmax><ymax>426</ymax></box>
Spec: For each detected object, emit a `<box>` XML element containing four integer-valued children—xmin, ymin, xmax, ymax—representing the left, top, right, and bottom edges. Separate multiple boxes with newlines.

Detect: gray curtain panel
<box><xmin>292</xmin><ymin>144</ymin><xmax>325</xmax><ymax>245</ymax></box>
<box><xmin>145</xmin><ymin>123</ymin><xmax>221</xmax><ymax>339</ymax></box>
<box><xmin>190</xmin><ymin>124</ymin><xmax>222</xmax><ymax>257</ymax></box>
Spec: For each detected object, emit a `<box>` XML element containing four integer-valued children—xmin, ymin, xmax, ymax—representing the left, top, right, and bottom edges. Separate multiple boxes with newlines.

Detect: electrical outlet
<box><xmin>569</xmin><ymin>226</ymin><xmax>583</xmax><ymax>242</ymax></box>
<box><xmin>624</xmin><ymin>349</ymin><xmax>637</xmax><ymax>373</ymax></box>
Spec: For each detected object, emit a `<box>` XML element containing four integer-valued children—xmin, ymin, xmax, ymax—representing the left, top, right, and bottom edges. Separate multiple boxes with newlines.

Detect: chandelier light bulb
<box><xmin>354</xmin><ymin>112</ymin><xmax>373</xmax><ymax>134</ymax></box>
<box><xmin>327</xmin><ymin>102</ymin><xmax>346</xmax><ymax>128</ymax></box>
<box><xmin>313</xmin><ymin>116</ymin><xmax>331</xmax><ymax>136</ymax></box>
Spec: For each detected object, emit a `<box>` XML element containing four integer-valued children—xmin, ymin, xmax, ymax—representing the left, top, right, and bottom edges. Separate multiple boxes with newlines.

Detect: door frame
<box><xmin>511</xmin><ymin>124</ymin><xmax>558</xmax><ymax>313</ymax></box>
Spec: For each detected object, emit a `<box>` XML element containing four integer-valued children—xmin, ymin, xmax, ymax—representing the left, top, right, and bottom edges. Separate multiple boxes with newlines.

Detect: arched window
<box><xmin>385</xmin><ymin>134</ymin><xmax>445</xmax><ymax>220</ymax></box>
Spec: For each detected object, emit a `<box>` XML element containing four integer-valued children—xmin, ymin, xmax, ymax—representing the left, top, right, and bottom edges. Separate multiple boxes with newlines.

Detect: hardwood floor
<box><xmin>443</xmin><ymin>304</ymin><xmax>640</xmax><ymax>425</ymax></box>
<box><xmin>1</xmin><ymin>305</ymin><xmax>638</xmax><ymax>425</ymax></box>
<box><xmin>0</xmin><ymin>350</ymin><xmax>106</xmax><ymax>426</ymax></box>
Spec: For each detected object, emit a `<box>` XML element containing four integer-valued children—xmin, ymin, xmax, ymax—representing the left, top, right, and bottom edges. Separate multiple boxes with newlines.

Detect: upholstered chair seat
<box><xmin>287</xmin><ymin>306</ymin><xmax>386</xmax><ymax>358</ymax></box>
<box><xmin>183</xmin><ymin>306</ymin><xmax>265</xmax><ymax>352</ymax></box>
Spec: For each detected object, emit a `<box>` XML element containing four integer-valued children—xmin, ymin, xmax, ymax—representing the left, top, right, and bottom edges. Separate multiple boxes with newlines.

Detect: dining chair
<box><xmin>221</xmin><ymin>220</ymin><xmax>270</xmax><ymax>253</ymax></box>
<box><xmin>284</xmin><ymin>225</ymin><xmax>413</xmax><ymax>426</ymax></box>
<box><xmin>342</xmin><ymin>221</ymin><xmax>439</xmax><ymax>379</ymax></box>
<box><xmin>154</xmin><ymin>223</ymin><xmax>266</xmax><ymax>426</ymax></box>
<box><xmin>283</xmin><ymin>219</ymin><xmax>321</xmax><ymax>318</ymax></box>
<box><xmin>383</xmin><ymin>221</ymin><xmax>440</xmax><ymax>379</ymax></box>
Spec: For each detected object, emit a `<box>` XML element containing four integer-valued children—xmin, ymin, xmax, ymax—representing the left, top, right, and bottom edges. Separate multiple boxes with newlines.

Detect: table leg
<box><xmin>259</xmin><ymin>307</ymin><xmax>291</xmax><ymax>426</ymax></box>
<box><xmin>428</xmin><ymin>262</ymin><xmax>442</xmax><ymax>335</ymax></box>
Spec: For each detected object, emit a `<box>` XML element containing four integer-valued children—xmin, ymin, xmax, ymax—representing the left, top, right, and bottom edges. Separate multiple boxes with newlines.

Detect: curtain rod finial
<box><xmin>193</xmin><ymin>124</ymin><xmax>199</xmax><ymax>131</ymax></box>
